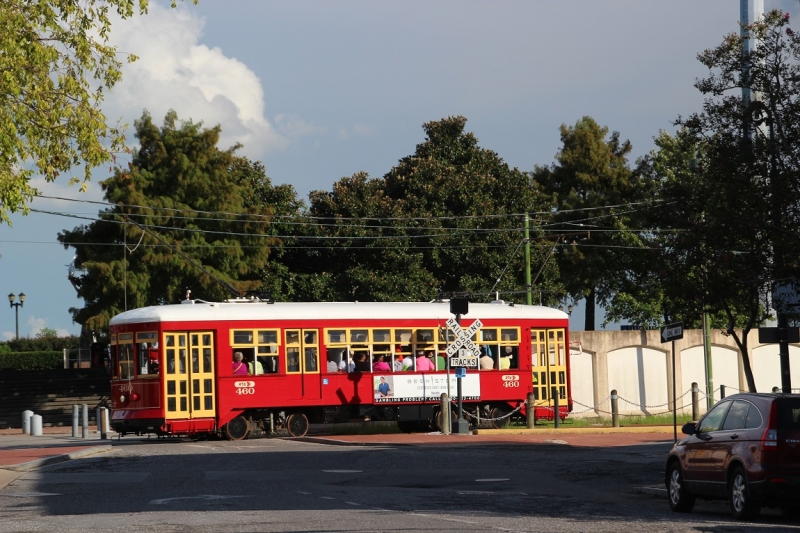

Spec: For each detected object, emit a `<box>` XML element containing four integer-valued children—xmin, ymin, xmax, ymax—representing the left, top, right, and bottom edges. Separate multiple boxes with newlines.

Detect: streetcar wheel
<box><xmin>729</xmin><ymin>466</ymin><xmax>760</xmax><ymax>520</ymax></box>
<box><xmin>490</xmin><ymin>406</ymin><xmax>511</xmax><ymax>429</ymax></box>
<box><xmin>435</xmin><ymin>409</ymin><xmax>456</xmax><ymax>432</ymax></box>
<box><xmin>666</xmin><ymin>461</ymin><xmax>695</xmax><ymax>513</ymax></box>
<box><xmin>286</xmin><ymin>412</ymin><xmax>309</xmax><ymax>438</ymax></box>
<box><xmin>224</xmin><ymin>415</ymin><xmax>250</xmax><ymax>441</ymax></box>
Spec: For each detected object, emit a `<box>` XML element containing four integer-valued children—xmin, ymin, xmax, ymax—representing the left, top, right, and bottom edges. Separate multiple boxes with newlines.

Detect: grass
<box><xmin>530</xmin><ymin>412</ymin><xmax>695</xmax><ymax>429</ymax></box>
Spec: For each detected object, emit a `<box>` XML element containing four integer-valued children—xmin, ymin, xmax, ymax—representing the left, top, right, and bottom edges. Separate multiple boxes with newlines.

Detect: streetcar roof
<box><xmin>110</xmin><ymin>300</ymin><xmax>568</xmax><ymax>326</ymax></box>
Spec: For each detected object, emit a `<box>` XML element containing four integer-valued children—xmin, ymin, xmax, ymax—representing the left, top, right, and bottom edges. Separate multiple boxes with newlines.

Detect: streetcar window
<box><xmin>501</xmin><ymin>329</ymin><xmax>518</xmax><ymax>342</ymax></box>
<box><xmin>395</xmin><ymin>329</ymin><xmax>412</xmax><ymax>343</ymax></box>
<box><xmin>350</xmin><ymin>329</ymin><xmax>368</xmax><ymax>343</ymax></box>
<box><xmin>258</xmin><ymin>345</ymin><xmax>279</xmax><ymax>373</ymax></box>
<box><xmin>258</xmin><ymin>330</ymin><xmax>277</xmax><ymax>344</ymax></box>
<box><xmin>328</xmin><ymin>330</ymin><xmax>346</xmax><ymax>343</ymax></box>
<box><xmin>233</xmin><ymin>331</ymin><xmax>253</xmax><ymax>344</ymax></box>
<box><xmin>416</xmin><ymin>329</ymin><xmax>434</xmax><ymax>342</ymax></box>
<box><xmin>287</xmin><ymin>348</ymin><xmax>300</xmax><ymax>373</ymax></box>
<box><xmin>304</xmin><ymin>347</ymin><xmax>318</xmax><ymax>372</ymax></box>
<box><xmin>119</xmin><ymin>344</ymin><xmax>134</xmax><ymax>379</ymax></box>
<box><xmin>137</xmin><ymin>342</ymin><xmax>159</xmax><ymax>376</ymax></box>
<box><xmin>374</xmin><ymin>329</ymin><xmax>391</xmax><ymax>342</ymax></box>
<box><xmin>286</xmin><ymin>331</ymin><xmax>300</xmax><ymax>344</ymax></box>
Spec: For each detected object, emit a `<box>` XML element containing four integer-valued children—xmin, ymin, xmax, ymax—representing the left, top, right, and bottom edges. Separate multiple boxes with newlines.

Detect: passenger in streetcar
<box><xmin>416</xmin><ymin>350</ymin><xmax>435</xmax><ymax>371</ymax></box>
<box><xmin>393</xmin><ymin>352</ymin><xmax>405</xmax><ymax>371</ymax></box>
<box><xmin>372</xmin><ymin>354</ymin><xmax>391</xmax><ymax>371</ymax></box>
<box><xmin>354</xmin><ymin>352</ymin><xmax>370</xmax><ymax>371</ymax></box>
<box><xmin>499</xmin><ymin>346</ymin><xmax>514</xmax><ymax>369</ymax></box>
<box><xmin>233</xmin><ymin>352</ymin><xmax>249</xmax><ymax>375</ymax></box>
<box><xmin>480</xmin><ymin>347</ymin><xmax>494</xmax><ymax>370</ymax></box>
<box><xmin>402</xmin><ymin>352</ymin><xmax>415</xmax><ymax>371</ymax></box>
<box><xmin>248</xmin><ymin>358</ymin><xmax>264</xmax><ymax>375</ymax></box>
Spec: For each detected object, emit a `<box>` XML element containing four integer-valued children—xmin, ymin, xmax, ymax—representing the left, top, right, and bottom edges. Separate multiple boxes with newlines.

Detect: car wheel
<box><xmin>729</xmin><ymin>466</ymin><xmax>761</xmax><ymax>520</ymax></box>
<box><xmin>667</xmin><ymin>461</ymin><xmax>695</xmax><ymax>513</ymax></box>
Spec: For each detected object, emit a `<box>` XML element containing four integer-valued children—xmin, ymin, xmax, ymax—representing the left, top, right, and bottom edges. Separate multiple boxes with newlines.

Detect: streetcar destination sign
<box><xmin>660</xmin><ymin>322</ymin><xmax>684</xmax><ymax>343</ymax></box>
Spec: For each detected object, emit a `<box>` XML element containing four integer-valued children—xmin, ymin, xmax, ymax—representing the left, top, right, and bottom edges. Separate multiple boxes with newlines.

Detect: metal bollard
<box><xmin>99</xmin><ymin>407</ymin><xmax>108</xmax><ymax>440</ymax></box>
<box><xmin>553</xmin><ymin>387</ymin><xmax>560</xmax><ymax>429</ymax></box>
<box><xmin>30</xmin><ymin>414</ymin><xmax>43</xmax><ymax>436</ymax></box>
<box><xmin>81</xmin><ymin>404</ymin><xmax>88</xmax><ymax>439</ymax></box>
<box><xmin>720</xmin><ymin>385</ymin><xmax>726</xmax><ymax>400</ymax></box>
<box><xmin>526</xmin><ymin>392</ymin><xmax>535</xmax><ymax>429</ymax></box>
<box><xmin>440</xmin><ymin>393</ymin><xmax>451</xmax><ymax>435</ymax></box>
<box><xmin>21</xmin><ymin>410</ymin><xmax>33</xmax><ymax>434</ymax></box>
<box><xmin>72</xmin><ymin>405</ymin><xmax>80</xmax><ymax>438</ymax></box>
<box><xmin>611</xmin><ymin>389</ymin><xmax>619</xmax><ymax>427</ymax></box>
<box><xmin>691</xmin><ymin>382</ymin><xmax>700</xmax><ymax>421</ymax></box>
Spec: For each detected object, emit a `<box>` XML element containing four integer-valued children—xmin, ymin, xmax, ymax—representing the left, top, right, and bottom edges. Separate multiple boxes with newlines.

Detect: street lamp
<box><xmin>8</xmin><ymin>292</ymin><xmax>24</xmax><ymax>340</ymax></box>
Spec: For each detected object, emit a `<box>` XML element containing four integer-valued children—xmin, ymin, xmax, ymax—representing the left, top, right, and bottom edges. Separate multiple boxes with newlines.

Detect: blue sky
<box><xmin>1</xmin><ymin>1</ymin><xmax>796</xmax><ymax>339</ymax></box>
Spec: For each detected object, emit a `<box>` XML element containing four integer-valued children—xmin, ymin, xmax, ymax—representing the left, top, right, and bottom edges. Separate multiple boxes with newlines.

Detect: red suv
<box><xmin>665</xmin><ymin>392</ymin><xmax>800</xmax><ymax>519</ymax></box>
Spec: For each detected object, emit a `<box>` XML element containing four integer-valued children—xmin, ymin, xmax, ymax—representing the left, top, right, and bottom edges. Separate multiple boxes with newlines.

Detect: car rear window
<box><xmin>777</xmin><ymin>398</ymin><xmax>800</xmax><ymax>429</ymax></box>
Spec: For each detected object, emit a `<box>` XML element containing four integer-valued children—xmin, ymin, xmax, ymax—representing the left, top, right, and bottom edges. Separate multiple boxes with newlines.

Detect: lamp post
<box><xmin>8</xmin><ymin>292</ymin><xmax>25</xmax><ymax>340</ymax></box>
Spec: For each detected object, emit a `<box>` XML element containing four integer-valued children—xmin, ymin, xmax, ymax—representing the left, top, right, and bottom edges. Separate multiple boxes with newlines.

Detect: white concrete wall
<box><xmin>751</xmin><ymin>345</ymin><xmax>800</xmax><ymax>393</ymax></box>
<box><xmin>569</xmin><ymin>328</ymin><xmax>800</xmax><ymax>419</ymax></box>
<box><xmin>606</xmin><ymin>346</ymin><xmax>668</xmax><ymax>415</ymax></box>
<box><xmin>568</xmin><ymin>349</ymin><xmax>595</xmax><ymax>418</ymax></box>
<box><xmin>680</xmin><ymin>344</ymin><xmax>739</xmax><ymax>415</ymax></box>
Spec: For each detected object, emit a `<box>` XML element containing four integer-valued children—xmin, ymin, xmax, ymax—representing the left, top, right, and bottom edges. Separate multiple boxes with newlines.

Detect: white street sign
<box><xmin>446</xmin><ymin>318</ymin><xmax>483</xmax><ymax>365</ymax></box>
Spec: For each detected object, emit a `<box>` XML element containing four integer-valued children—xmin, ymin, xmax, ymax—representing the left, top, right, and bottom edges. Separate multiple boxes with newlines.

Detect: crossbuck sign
<box><xmin>445</xmin><ymin>317</ymin><xmax>483</xmax><ymax>368</ymax></box>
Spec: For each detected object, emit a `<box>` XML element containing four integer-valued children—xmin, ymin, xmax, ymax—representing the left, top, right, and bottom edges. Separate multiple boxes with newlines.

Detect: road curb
<box><xmin>292</xmin><ymin>436</ymin><xmax>414</xmax><ymax>447</ymax></box>
<box><xmin>3</xmin><ymin>445</ymin><xmax>114</xmax><ymax>472</ymax></box>
<box><xmin>473</xmin><ymin>426</ymin><xmax>677</xmax><ymax>435</ymax></box>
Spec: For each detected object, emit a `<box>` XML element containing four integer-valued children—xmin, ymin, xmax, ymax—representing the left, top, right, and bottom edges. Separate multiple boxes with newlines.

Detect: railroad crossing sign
<box><xmin>660</xmin><ymin>322</ymin><xmax>684</xmax><ymax>343</ymax></box>
<box><xmin>445</xmin><ymin>317</ymin><xmax>482</xmax><ymax>368</ymax></box>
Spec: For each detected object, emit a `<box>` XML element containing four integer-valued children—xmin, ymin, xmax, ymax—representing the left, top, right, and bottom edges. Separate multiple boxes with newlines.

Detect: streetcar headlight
<box><xmin>118</xmin><ymin>394</ymin><xmax>126</xmax><ymax>404</ymax></box>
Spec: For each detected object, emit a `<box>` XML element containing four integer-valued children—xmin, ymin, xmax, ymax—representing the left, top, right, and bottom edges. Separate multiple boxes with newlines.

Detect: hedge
<box><xmin>0</xmin><ymin>352</ymin><xmax>63</xmax><ymax>370</ymax></box>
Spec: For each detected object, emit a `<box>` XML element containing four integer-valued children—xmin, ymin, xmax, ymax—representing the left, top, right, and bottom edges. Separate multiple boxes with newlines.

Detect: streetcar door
<box><xmin>530</xmin><ymin>329</ymin><xmax>567</xmax><ymax>416</ymax></box>
<box><xmin>285</xmin><ymin>329</ymin><xmax>321</xmax><ymax>400</ymax></box>
<box><xmin>163</xmin><ymin>331</ymin><xmax>216</xmax><ymax>420</ymax></box>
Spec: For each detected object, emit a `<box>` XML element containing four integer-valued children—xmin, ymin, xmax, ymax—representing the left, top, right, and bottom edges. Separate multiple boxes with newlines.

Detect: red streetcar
<box><xmin>108</xmin><ymin>298</ymin><xmax>571</xmax><ymax>439</ymax></box>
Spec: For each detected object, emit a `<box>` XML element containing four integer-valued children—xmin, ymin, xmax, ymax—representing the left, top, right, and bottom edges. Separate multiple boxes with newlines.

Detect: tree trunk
<box><xmin>729</xmin><ymin>329</ymin><xmax>757</xmax><ymax>393</ymax></box>
<box><xmin>584</xmin><ymin>288</ymin><xmax>596</xmax><ymax>331</ymax></box>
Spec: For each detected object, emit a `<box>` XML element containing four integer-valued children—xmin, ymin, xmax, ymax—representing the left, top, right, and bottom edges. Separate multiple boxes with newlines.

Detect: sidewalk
<box><xmin>0</xmin><ymin>427</ymin><xmax>113</xmax><ymax>490</ymax></box>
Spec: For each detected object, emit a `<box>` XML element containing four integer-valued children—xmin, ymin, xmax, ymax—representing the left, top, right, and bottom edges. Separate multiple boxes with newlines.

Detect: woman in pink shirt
<box><xmin>232</xmin><ymin>352</ymin><xmax>249</xmax><ymax>375</ymax></box>
<box><xmin>372</xmin><ymin>354</ymin><xmax>391</xmax><ymax>371</ymax></box>
<box><xmin>415</xmin><ymin>350</ymin><xmax>435</xmax><ymax>371</ymax></box>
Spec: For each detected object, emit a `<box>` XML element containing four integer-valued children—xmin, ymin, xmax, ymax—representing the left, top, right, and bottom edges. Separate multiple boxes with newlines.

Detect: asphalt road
<box><xmin>0</xmin><ymin>436</ymin><xmax>798</xmax><ymax>532</ymax></box>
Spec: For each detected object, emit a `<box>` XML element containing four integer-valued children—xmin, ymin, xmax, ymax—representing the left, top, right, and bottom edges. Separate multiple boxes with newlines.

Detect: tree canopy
<box><xmin>532</xmin><ymin>117</ymin><xmax>645</xmax><ymax>330</ymax></box>
<box><xmin>59</xmin><ymin>110</ymin><xmax>285</xmax><ymax>332</ymax></box>
<box><xmin>0</xmin><ymin>0</ymin><xmax>191</xmax><ymax>224</ymax></box>
<box><xmin>263</xmin><ymin>116</ymin><xmax>561</xmax><ymax>304</ymax></box>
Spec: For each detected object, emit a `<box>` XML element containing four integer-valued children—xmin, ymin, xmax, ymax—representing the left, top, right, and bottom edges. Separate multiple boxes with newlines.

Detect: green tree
<box><xmin>631</xmin><ymin>9</ymin><xmax>800</xmax><ymax>392</ymax></box>
<box><xmin>271</xmin><ymin>116</ymin><xmax>560</xmax><ymax>304</ymax></box>
<box><xmin>532</xmin><ymin>117</ymin><xmax>642</xmax><ymax>330</ymax></box>
<box><xmin>58</xmin><ymin>110</ymin><xmax>285</xmax><ymax>332</ymax></box>
<box><xmin>0</xmin><ymin>0</ymin><xmax>193</xmax><ymax>224</ymax></box>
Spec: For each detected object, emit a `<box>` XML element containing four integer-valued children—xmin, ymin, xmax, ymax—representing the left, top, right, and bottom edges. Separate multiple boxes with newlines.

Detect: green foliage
<box><xmin>58</xmin><ymin>110</ymin><xmax>285</xmax><ymax>331</ymax></box>
<box><xmin>532</xmin><ymin>117</ymin><xmax>643</xmax><ymax>329</ymax></box>
<box><xmin>2</xmin><ymin>335</ymin><xmax>80</xmax><ymax>352</ymax></box>
<box><xmin>0</xmin><ymin>352</ymin><xmax>63</xmax><ymax>370</ymax></box>
<box><xmin>265</xmin><ymin>116</ymin><xmax>561</xmax><ymax>304</ymax></box>
<box><xmin>0</xmin><ymin>0</ymin><xmax>195</xmax><ymax>225</ymax></box>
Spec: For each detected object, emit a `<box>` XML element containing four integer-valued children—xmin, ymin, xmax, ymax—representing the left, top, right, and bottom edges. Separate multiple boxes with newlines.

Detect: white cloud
<box><xmin>105</xmin><ymin>4</ymin><xmax>286</xmax><ymax>159</ymax></box>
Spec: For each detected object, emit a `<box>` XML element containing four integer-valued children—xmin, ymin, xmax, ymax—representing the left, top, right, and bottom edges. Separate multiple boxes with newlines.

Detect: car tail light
<box><xmin>762</xmin><ymin>401</ymin><xmax>779</xmax><ymax>452</ymax></box>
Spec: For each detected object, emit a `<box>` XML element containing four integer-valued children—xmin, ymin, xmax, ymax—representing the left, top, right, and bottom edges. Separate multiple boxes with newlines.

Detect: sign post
<box><xmin>661</xmin><ymin>322</ymin><xmax>684</xmax><ymax>443</ymax></box>
<box><xmin>446</xmin><ymin>300</ymin><xmax>481</xmax><ymax>435</ymax></box>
